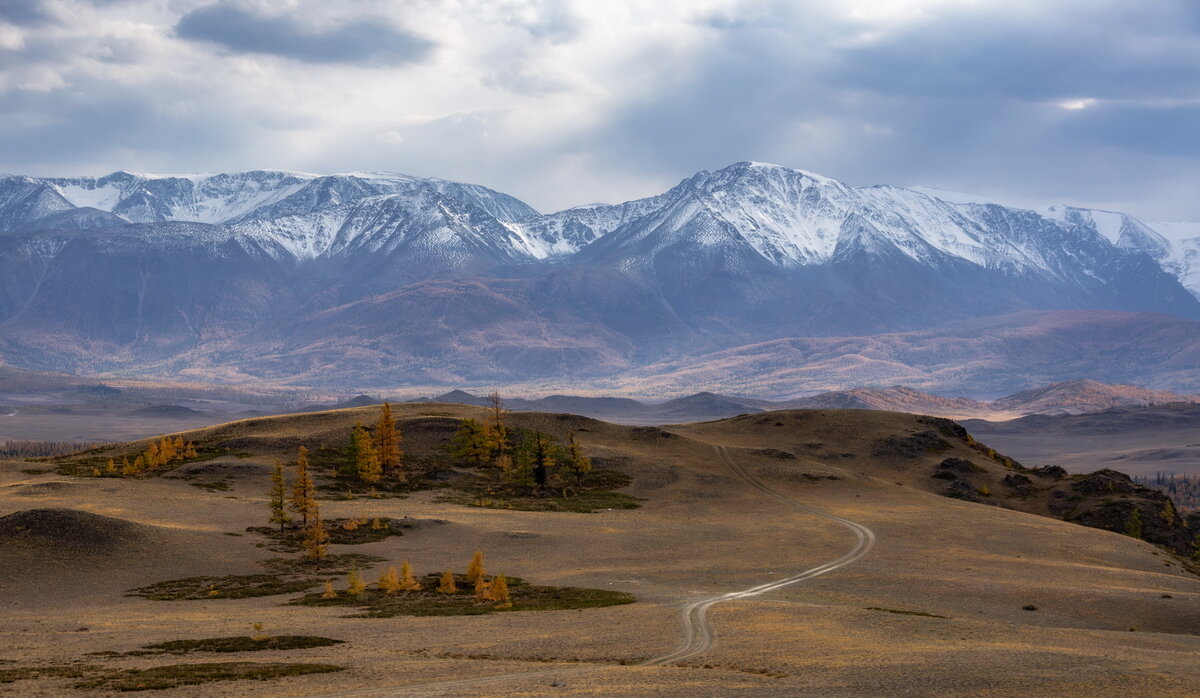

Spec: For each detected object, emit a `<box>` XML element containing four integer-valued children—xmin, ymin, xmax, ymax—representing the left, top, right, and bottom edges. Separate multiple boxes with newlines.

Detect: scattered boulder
<box><xmin>1070</xmin><ymin>469</ymin><xmax>1139</xmax><ymax>496</ymax></box>
<box><xmin>942</xmin><ymin>480</ymin><xmax>982</xmax><ymax>502</ymax></box>
<box><xmin>630</xmin><ymin>426</ymin><xmax>677</xmax><ymax>440</ymax></box>
<box><xmin>1030</xmin><ymin>465</ymin><xmax>1067</xmax><ymax>480</ymax></box>
<box><xmin>936</xmin><ymin>457</ymin><xmax>984</xmax><ymax>474</ymax></box>
<box><xmin>873</xmin><ymin>430</ymin><xmax>951</xmax><ymax>458</ymax></box>
<box><xmin>1004</xmin><ymin>473</ymin><xmax>1036</xmax><ymax>497</ymax></box>
<box><xmin>1065</xmin><ymin>495</ymin><xmax>1193</xmax><ymax>556</ymax></box>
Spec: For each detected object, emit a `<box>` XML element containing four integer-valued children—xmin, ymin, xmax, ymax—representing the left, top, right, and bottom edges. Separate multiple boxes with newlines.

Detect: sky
<box><xmin>1</xmin><ymin>0</ymin><xmax>1198</xmax><ymax>220</ymax></box>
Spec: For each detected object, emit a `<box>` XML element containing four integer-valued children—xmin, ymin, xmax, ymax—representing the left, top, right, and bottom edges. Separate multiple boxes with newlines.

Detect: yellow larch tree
<box><xmin>491</xmin><ymin>573</ymin><xmax>511</xmax><ymax>608</ymax></box>
<box><xmin>291</xmin><ymin>446</ymin><xmax>317</xmax><ymax>527</ymax></box>
<box><xmin>466</xmin><ymin>550</ymin><xmax>486</xmax><ymax>582</ymax></box>
<box><xmin>347</xmin><ymin>567</ymin><xmax>366</xmax><ymax>595</ymax></box>
<box><xmin>378</xmin><ymin>565</ymin><xmax>401</xmax><ymax>594</ymax></box>
<box><xmin>483</xmin><ymin>392</ymin><xmax>510</xmax><ymax>470</ymax></box>
<box><xmin>400</xmin><ymin>560</ymin><xmax>420</xmax><ymax>591</ymax></box>
<box><xmin>438</xmin><ymin>569</ymin><xmax>458</xmax><ymax>594</ymax></box>
<box><xmin>565</xmin><ymin>432</ymin><xmax>592</xmax><ymax>488</ymax></box>
<box><xmin>374</xmin><ymin>403</ymin><xmax>405</xmax><ymax>481</ymax></box>
<box><xmin>474</xmin><ymin>574</ymin><xmax>495</xmax><ymax>602</ymax></box>
<box><xmin>352</xmin><ymin>424</ymin><xmax>382</xmax><ymax>485</ymax></box>
<box><xmin>301</xmin><ymin>512</ymin><xmax>329</xmax><ymax>561</ymax></box>
<box><xmin>145</xmin><ymin>441</ymin><xmax>160</xmax><ymax>470</ymax></box>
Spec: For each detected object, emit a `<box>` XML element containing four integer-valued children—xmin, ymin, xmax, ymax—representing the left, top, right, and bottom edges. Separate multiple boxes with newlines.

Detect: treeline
<box><xmin>0</xmin><ymin>440</ymin><xmax>105</xmax><ymax>458</ymax></box>
<box><xmin>1136</xmin><ymin>473</ymin><xmax>1200</xmax><ymax>512</ymax></box>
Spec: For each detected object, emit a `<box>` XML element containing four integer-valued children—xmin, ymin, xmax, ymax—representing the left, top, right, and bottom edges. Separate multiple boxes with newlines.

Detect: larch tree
<box><xmin>374</xmin><ymin>403</ymin><xmax>405</xmax><ymax>480</ymax></box>
<box><xmin>565</xmin><ymin>432</ymin><xmax>592</xmax><ymax>488</ymax></box>
<box><xmin>268</xmin><ymin>459</ymin><xmax>291</xmax><ymax>533</ymax></box>
<box><xmin>291</xmin><ymin>446</ymin><xmax>318</xmax><ymax>527</ymax></box>
<box><xmin>483</xmin><ymin>392</ymin><xmax>510</xmax><ymax>470</ymax></box>
<box><xmin>505</xmin><ymin>435</ymin><xmax>535</xmax><ymax>489</ymax></box>
<box><xmin>400</xmin><ymin>560</ymin><xmax>420</xmax><ymax>591</ymax></box>
<box><xmin>491</xmin><ymin>573</ymin><xmax>511</xmax><ymax>608</ymax></box>
<box><xmin>474</xmin><ymin>574</ymin><xmax>494</xmax><ymax>602</ymax></box>
<box><xmin>302</xmin><ymin>512</ymin><xmax>329</xmax><ymax>560</ymax></box>
<box><xmin>466</xmin><ymin>550</ymin><xmax>486</xmax><ymax>582</ymax></box>
<box><xmin>352</xmin><ymin>424</ymin><xmax>382</xmax><ymax>484</ymax></box>
<box><xmin>450</xmin><ymin>419</ymin><xmax>491</xmax><ymax>468</ymax></box>
<box><xmin>347</xmin><ymin>567</ymin><xmax>366</xmax><ymax>595</ymax></box>
<box><xmin>530</xmin><ymin>431</ymin><xmax>559</xmax><ymax>492</ymax></box>
<box><xmin>378</xmin><ymin>565</ymin><xmax>401</xmax><ymax>594</ymax></box>
<box><xmin>1126</xmin><ymin>507</ymin><xmax>1144</xmax><ymax>539</ymax></box>
<box><xmin>438</xmin><ymin>569</ymin><xmax>458</xmax><ymax>594</ymax></box>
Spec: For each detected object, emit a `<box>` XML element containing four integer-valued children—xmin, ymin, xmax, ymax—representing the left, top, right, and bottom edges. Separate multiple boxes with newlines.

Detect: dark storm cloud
<box><xmin>0</xmin><ymin>0</ymin><xmax>53</xmax><ymax>25</ymax></box>
<box><xmin>0</xmin><ymin>86</ymin><xmax>245</xmax><ymax>166</ymax></box>
<box><xmin>829</xmin><ymin>4</ymin><xmax>1200</xmax><ymax>102</ymax></box>
<box><xmin>175</xmin><ymin>2</ymin><xmax>434</xmax><ymax>65</ymax></box>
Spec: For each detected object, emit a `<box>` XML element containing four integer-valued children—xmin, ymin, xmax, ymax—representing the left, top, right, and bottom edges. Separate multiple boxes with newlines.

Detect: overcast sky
<box><xmin>1</xmin><ymin>0</ymin><xmax>1198</xmax><ymax>220</ymax></box>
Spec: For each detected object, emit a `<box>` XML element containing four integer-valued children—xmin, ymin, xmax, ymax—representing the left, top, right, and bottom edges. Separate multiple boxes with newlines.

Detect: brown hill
<box><xmin>622</xmin><ymin>310</ymin><xmax>1200</xmax><ymax>396</ymax></box>
<box><xmin>780</xmin><ymin>386</ymin><xmax>989</xmax><ymax>416</ymax></box>
<box><xmin>990</xmin><ymin>379</ymin><xmax>1195</xmax><ymax>415</ymax></box>
<box><xmin>0</xmin><ymin>508</ymin><xmax>161</xmax><ymax>554</ymax></box>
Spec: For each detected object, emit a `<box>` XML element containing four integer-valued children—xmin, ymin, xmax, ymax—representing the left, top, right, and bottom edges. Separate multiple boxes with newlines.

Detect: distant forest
<box><xmin>0</xmin><ymin>440</ymin><xmax>105</xmax><ymax>458</ymax></box>
<box><xmin>1137</xmin><ymin>474</ymin><xmax>1200</xmax><ymax>512</ymax></box>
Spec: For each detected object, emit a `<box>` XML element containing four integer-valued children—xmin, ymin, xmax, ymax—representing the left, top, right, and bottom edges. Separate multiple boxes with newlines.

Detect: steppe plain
<box><xmin>1</xmin><ymin>404</ymin><xmax>1198</xmax><ymax>696</ymax></box>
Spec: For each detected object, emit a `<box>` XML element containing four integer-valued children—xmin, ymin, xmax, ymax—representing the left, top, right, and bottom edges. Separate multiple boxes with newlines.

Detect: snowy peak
<box><xmin>47</xmin><ymin>170</ymin><xmax>314</xmax><ymax>224</ymax></box>
<box><xmin>42</xmin><ymin>169</ymin><xmax>538</xmax><ymax>228</ymax></box>
<box><xmin>1</xmin><ymin>162</ymin><xmax>1198</xmax><ymax>303</ymax></box>
<box><xmin>0</xmin><ymin>175</ymin><xmax>76</xmax><ymax>231</ymax></box>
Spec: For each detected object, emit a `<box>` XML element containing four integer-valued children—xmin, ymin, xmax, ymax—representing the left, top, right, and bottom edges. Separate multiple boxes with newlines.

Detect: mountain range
<box><xmin>394</xmin><ymin>380</ymin><xmax>1198</xmax><ymax>424</ymax></box>
<box><xmin>1</xmin><ymin>162</ymin><xmax>1198</xmax><ymax>394</ymax></box>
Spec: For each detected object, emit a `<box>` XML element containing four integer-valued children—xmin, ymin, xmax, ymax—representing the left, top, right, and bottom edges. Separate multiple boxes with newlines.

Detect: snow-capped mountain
<box><xmin>0</xmin><ymin>161</ymin><xmax>1198</xmax><ymax>390</ymax></box>
<box><xmin>0</xmin><ymin>175</ymin><xmax>76</xmax><ymax>231</ymax></box>
<box><xmin>1151</xmin><ymin>221</ymin><xmax>1200</xmax><ymax>299</ymax></box>
<box><xmin>911</xmin><ymin>183</ymin><xmax>1200</xmax><ymax>300</ymax></box>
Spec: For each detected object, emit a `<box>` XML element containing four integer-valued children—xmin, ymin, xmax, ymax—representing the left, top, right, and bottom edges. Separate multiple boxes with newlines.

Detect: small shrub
<box><xmin>72</xmin><ymin>662</ymin><xmax>343</xmax><ymax>691</ymax></box>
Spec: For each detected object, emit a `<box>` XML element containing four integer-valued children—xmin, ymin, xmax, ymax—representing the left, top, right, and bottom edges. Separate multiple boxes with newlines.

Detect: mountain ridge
<box><xmin>1</xmin><ymin>162</ymin><xmax>1199</xmax><ymax>391</ymax></box>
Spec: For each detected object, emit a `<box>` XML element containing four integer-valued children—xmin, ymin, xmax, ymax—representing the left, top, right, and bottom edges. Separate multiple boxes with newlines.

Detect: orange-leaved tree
<box><xmin>291</xmin><ymin>446</ymin><xmax>317</xmax><ymax>527</ymax></box>
<box><xmin>374</xmin><ymin>403</ymin><xmax>405</xmax><ymax>480</ymax></box>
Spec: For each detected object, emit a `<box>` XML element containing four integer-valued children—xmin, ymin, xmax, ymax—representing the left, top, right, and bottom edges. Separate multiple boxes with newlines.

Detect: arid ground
<box><xmin>2</xmin><ymin>404</ymin><xmax>1198</xmax><ymax>696</ymax></box>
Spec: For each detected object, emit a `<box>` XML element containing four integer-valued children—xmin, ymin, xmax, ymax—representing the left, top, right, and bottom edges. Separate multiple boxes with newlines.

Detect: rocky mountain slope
<box><xmin>1</xmin><ymin>163</ymin><xmax>1198</xmax><ymax>392</ymax></box>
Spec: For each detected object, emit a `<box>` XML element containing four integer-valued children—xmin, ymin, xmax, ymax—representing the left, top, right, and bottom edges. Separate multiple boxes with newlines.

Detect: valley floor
<box><xmin>2</xmin><ymin>405</ymin><xmax>1198</xmax><ymax>695</ymax></box>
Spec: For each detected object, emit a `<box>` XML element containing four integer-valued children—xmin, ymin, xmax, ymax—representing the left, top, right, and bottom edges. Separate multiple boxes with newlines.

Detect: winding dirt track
<box><xmin>331</xmin><ymin>445</ymin><xmax>876</xmax><ymax>696</ymax></box>
<box><xmin>640</xmin><ymin>446</ymin><xmax>876</xmax><ymax>666</ymax></box>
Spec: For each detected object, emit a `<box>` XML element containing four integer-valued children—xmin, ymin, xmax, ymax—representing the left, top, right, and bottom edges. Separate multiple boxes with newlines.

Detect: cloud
<box><xmin>0</xmin><ymin>0</ymin><xmax>53</xmax><ymax>26</ymax></box>
<box><xmin>1</xmin><ymin>0</ymin><xmax>1200</xmax><ymax>220</ymax></box>
<box><xmin>174</xmin><ymin>2</ymin><xmax>434</xmax><ymax>65</ymax></box>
